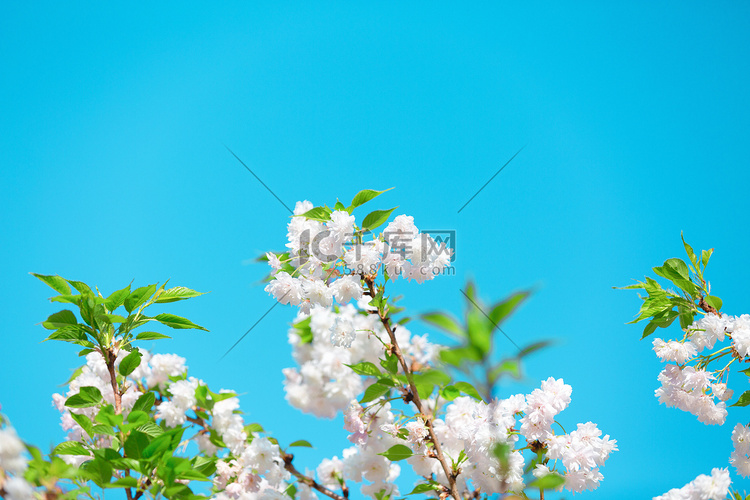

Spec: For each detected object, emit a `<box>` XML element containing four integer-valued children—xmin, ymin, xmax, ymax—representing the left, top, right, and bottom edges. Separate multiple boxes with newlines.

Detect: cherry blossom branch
<box><xmin>281</xmin><ymin>453</ymin><xmax>347</xmax><ymax>500</ymax></box>
<box><xmin>364</xmin><ymin>276</ymin><xmax>461</xmax><ymax>500</ymax></box>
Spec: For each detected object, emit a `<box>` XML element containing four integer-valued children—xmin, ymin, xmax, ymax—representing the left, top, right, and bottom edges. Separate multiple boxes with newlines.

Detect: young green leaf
<box><xmin>731</xmin><ymin>391</ymin><xmax>750</xmax><ymax>407</ymax></box>
<box><xmin>348</xmin><ymin>188</ymin><xmax>393</xmax><ymax>212</ymax></box>
<box><xmin>378</xmin><ymin>444</ymin><xmax>412</xmax><ymax>461</ymax></box>
<box><xmin>32</xmin><ymin>273</ymin><xmax>72</xmax><ymax>295</ymax></box>
<box><xmin>288</xmin><ymin>440</ymin><xmax>313</xmax><ymax>448</ymax></box>
<box><xmin>345</xmin><ymin>361</ymin><xmax>382</xmax><ymax>377</ymax></box>
<box><xmin>105</xmin><ymin>285</ymin><xmax>131</xmax><ymax>311</ymax></box>
<box><xmin>529</xmin><ymin>473</ymin><xmax>565</xmax><ymax>489</ymax></box>
<box><xmin>65</xmin><ymin>386</ymin><xmax>103</xmax><ymax>408</ymax></box>
<box><xmin>152</xmin><ymin>313</ymin><xmax>209</xmax><ymax>331</ymax></box>
<box><xmin>421</xmin><ymin>312</ymin><xmax>464</xmax><ymax>337</ymax></box>
<box><xmin>124</xmin><ymin>284</ymin><xmax>157</xmax><ymax>313</ymax></box>
<box><xmin>154</xmin><ymin>286</ymin><xmax>206</xmax><ymax>303</ymax></box>
<box><xmin>361</xmin><ymin>207</ymin><xmax>398</xmax><ymax>231</ymax></box>
<box><xmin>360</xmin><ymin>382</ymin><xmax>391</xmax><ymax>404</ymax></box>
<box><xmin>42</xmin><ymin>310</ymin><xmax>78</xmax><ymax>330</ymax></box>
<box><xmin>132</xmin><ymin>392</ymin><xmax>156</xmax><ymax>413</ymax></box>
<box><xmin>118</xmin><ymin>349</ymin><xmax>142</xmax><ymax>377</ymax></box>
<box><xmin>135</xmin><ymin>331</ymin><xmax>171</xmax><ymax>341</ymax></box>
<box><xmin>454</xmin><ymin>381</ymin><xmax>483</xmax><ymax>401</ymax></box>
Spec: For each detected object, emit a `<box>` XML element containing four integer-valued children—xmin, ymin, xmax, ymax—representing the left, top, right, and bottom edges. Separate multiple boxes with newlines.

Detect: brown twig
<box><xmin>364</xmin><ymin>276</ymin><xmax>461</xmax><ymax>500</ymax></box>
<box><xmin>698</xmin><ymin>296</ymin><xmax>720</xmax><ymax>317</ymax></box>
<box><xmin>282</xmin><ymin>453</ymin><xmax>347</xmax><ymax>500</ymax></box>
<box><xmin>104</xmin><ymin>348</ymin><xmax>122</xmax><ymax>414</ymax></box>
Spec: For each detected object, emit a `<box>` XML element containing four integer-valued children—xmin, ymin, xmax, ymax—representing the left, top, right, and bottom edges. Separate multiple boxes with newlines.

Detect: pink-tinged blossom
<box><xmin>652</xmin><ymin>338</ymin><xmax>697</xmax><ymax>364</ymax></box>
<box><xmin>330</xmin><ymin>275</ymin><xmax>363</xmax><ymax>304</ymax></box>
<box><xmin>655</xmin><ymin>365</ymin><xmax>727</xmax><ymax>425</ymax></box>
<box><xmin>344</xmin><ymin>401</ymin><xmax>368</xmax><ymax>445</ymax></box>
<box><xmin>653</xmin><ymin>468</ymin><xmax>730</xmax><ymax>500</ymax></box>
<box><xmin>731</xmin><ymin>423</ymin><xmax>750</xmax><ymax>477</ymax></box>
<box><xmin>730</xmin><ymin>314</ymin><xmax>750</xmax><ymax>357</ymax></box>
<box><xmin>264</xmin><ymin>271</ymin><xmax>304</xmax><ymax>306</ymax></box>
<box><xmin>266</xmin><ymin>252</ymin><xmax>282</xmax><ymax>270</ymax></box>
<box><xmin>330</xmin><ymin>316</ymin><xmax>356</xmax><ymax>348</ymax></box>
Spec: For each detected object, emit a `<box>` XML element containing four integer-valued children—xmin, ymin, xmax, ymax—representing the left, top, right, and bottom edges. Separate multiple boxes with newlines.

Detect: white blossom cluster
<box><xmin>655</xmin><ymin>365</ymin><xmax>729</xmax><ymax>425</ymax></box>
<box><xmin>315</xmin><ymin>401</ymin><xmax>402</xmax><ymax>499</ymax></box>
<box><xmin>51</xmin><ymin>350</ymin><xmax>191</xmax><ymax>464</ymax></box>
<box><xmin>264</xmin><ymin>201</ymin><xmax>452</xmax><ymax>313</ymax></box>
<box><xmin>283</xmin><ymin>300</ymin><xmax>440</xmax><ymax>418</ymax></box>
<box><xmin>211</xmin><ymin>433</ymin><xmax>290</xmax><ymax>500</ymax></box>
<box><xmin>730</xmin><ymin>423</ymin><xmax>750</xmax><ymax>478</ymax></box>
<box><xmin>326</xmin><ymin>378</ymin><xmax>616</xmax><ymax>496</ymax></box>
<box><xmin>649</xmin><ymin>313</ymin><xmax>750</xmax><ymax>425</ymax></box>
<box><xmin>0</xmin><ymin>418</ymin><xmax>34</xmax><ymax>500</ymax></box>
<box><xmin>652</xmin><ymin>468</ymin><xmax>731</xmax><ymax>500</ymax></box>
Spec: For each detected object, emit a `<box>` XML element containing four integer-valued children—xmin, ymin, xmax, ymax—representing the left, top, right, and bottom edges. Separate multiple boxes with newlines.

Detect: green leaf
<box><xmin>360</xmin><ymin>382</ymin><xmax>391</xmax><ymax>404</ymax></box>
<box><xmin>118</xmin><ymin>349</ymin><xmax>142</xmax><ymax>377</ymax></box>
<box><xmin>153</xmin><ymin>313</ymin><xmax>209</xmax><ymax>331</ymax></box>
<box><xmin>54</xmin><ymin>441</ymin><xmax>90</xmax><ymax>456</ymax></box>
<box><xmin>421</xmin><ymin>312</ymin><xmax>464</xmax><ymax>337</ymax></box>
<box><xmin>105</xmin><ymin>285</ymin><xmax>131</xmax><ymax>311</ymax></box>
<box><xmin>135</xmin><ymin>331</ymin><xmax>171</xmax><ymax>340</ymax></box>
<box><xmin>454</xmin><ymin>381</ymin><xmax>483</xmax><ymax>401</ymax></box>
<box><xmin>124</xmin><ymin>284</ymin><xmax>157</xmax><ymax>313</ymax></box>
<box><xmin>681</xmin><ymin>233</ymin><xmax>698</xmax><ymax>268</ymax></box>
<box><xmin>65</xmin><ymin>386</ymin><xmax>103</xmax><ymax>408</ymax></box>
<box><xmin>407</xmin><ymin>484</ymin><xmax>440</xmax><ymax>495</ymax></box>
<box><xmin>490</xmin><ymin>359</ymin><xmax>520</xmax><ymax>380</ymax></box>
<box><xmin>95</xmin><ymin>405</ymin><xmax>123</xmax><ymax>427</ymax></box>
<box><xmin>345</xmin><ymin>362</ymin><xmax>382</xmax><ymax>377</ymax></box>
<box><xmin>245</xmin><ymin>423</ymin><xmax>264</xmax><ymax>434</ymax></box>
<box><xmin>705</xmin><ymin>295</ymin><xmax>723</xmax><ymax>311</ymax></box>
<box><xmin>701</xmin><ymin>248</ymin><xmax>714</xmax><ymax>268</ymax></box>
<box><xmin>132</xmin><ymin>392</ymin><xmax>155</xmax><ymax>413</ymax></box>
<box><xmin>124</xmin><ymin>431</ymin><xmax>150</xmax><ymax>459</ymax></box>
<box><xmin>299</xmin><ymin>206</ymin><xmax>331</xmax><ymax>222</ymax></box>
<box><xmin>380</xmin><ymin>353</ymin><xmax>399</xmax><ymax>374</ymax></box>
<box><xmin>348</xmin><ymin>188</ymin><xmax>393</xmax><ymax>212</ymax></box>
<box><xmin>154</xmin><ymin>286</ymin><xmax>206</xmax><ymax>303</ymax></box>
<box><xmin>467</xmin><ymin>309</ymin><xmax>491</xmax><ymax>356</ymax></box>
<box><xmin>288</xmin><ymin>440</ymin><xmax>313</xmax><ymax>448</ymax></box>
<box><xmin>440</xmin><ymin>385</ymin><xmax>460</xmax><ymax>401</ymax></box>
<box><xmin>731</xmin><ymin>391</ymin><xmax>750</xmax><ymax>407</ymax></box>
<box><xmin>32</xmin><ymin>273</ymin><xmax>72</xmax><ymax>295</ymax></box>
<box><xmin>142</xmin><ymin>434</ymin><xmax>173</xmax><ymax>459</ymax></box>
<box><xmin>378</xmin><ymin>444</ymin><xmax>412</xmax><ymax>461</ymax></box>
<box><xmin>412</xmin><ymin>369</ymin><xmax>451</xmax><ymax>387</ymax></box>
<box><xmin>361</xmin><ymin>207</ymin><xmax>398</xmax><ymax>231</ymax></box>
<box><xmin>49</xmin><ymin>294</ymin><xmax>82</xmax><ymax>306</ymax></box>
<box><xmin>665</xmin><ymin>258</ymin><xmax>690</xmax><ymax>280</ymax></box>
<box><xmin>45</xmin><ymin>324</ymin><xmax>88</xmax><ymax>343</ymax></box>
<box><xmin>439</xmin><ymin>346</ymin><xmax>482</xmax><ymax>367</ymax></box>
<box><xmin>70</xmin><ymin>413</ymin><xmax>95</xmax><ymax>437</ymax></box>
<box><xmin>104</xmin><ymin>477</ymin><xmax>139</xmax><ymax>488</ymax></box>
<box><xmin>84</xmin><ymin>458</ymin><xmax>112</xmax><ymax>487</ymax></box>
<box><xmin>489</xmin><ymin>291</ymin><xmax>530</xmax><ymax>326</ymax></box>
<box><xmin>529</xmin><ymin>473</ymin><xmax>565</xmax><ymax>490</ymax></box>
<box><xmin>126</xmin><ymin>410</ymin><xmax>149</xmax><ymax>425</ymax></box>
<box><xmin>135</xmin><ymin>422</ymin><xmax>164</xmax><ymax>438</ymax></box>
<box><xmin>42</xmin><ymin>310</ymin><xmax>78</xmax><ymax>330</ymax></box>
<box><xmin>66</xmin><ymin>280</ymin><xmax>92</xmax><ymax>295</ymax></box>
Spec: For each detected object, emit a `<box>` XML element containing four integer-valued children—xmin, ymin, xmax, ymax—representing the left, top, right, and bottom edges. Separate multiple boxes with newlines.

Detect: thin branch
<box><xmin>282</xmin><ymin>453</ymin><xmax>347</xmax><ymax>500</ymax></box>
<box><xmin>105</xmin><ymin>348</ymin><xmax>122</xmax><ymax>414</ymax></box>
<box><xmin>364</xmin><ymin>277</ymin><xmax>461</xmax><ymax>500</ymax></box>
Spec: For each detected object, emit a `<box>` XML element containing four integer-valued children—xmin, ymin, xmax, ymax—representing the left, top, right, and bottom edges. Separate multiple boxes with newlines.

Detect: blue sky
<box><xmin>1</xmin><ymin>2</ymin><xmax>750</xmax><ymax>498</ymax></box>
